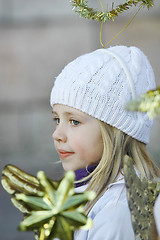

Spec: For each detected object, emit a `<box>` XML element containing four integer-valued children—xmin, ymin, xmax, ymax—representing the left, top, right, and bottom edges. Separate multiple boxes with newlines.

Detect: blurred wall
<box><xmin>0</xmin><ymin>1</ymin><xmax>160</xmax><ymax>239</ymax></box>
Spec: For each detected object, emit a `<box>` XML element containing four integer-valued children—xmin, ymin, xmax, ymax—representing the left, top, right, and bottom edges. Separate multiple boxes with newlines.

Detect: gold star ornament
<box><xmin>1</xmin><ymin>165</ymin><xmax>96</xmax><ymax>240</ymax></box>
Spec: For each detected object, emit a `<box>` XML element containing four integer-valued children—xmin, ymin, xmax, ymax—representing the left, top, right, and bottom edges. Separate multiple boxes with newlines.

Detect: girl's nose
<box><xmin>52</xmin><ymin>125</ymin><xmax>67</xmax><ymax>142</ymax></box>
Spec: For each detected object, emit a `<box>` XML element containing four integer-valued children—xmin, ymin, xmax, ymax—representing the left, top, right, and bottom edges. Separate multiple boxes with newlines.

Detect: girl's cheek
<box><xmin>70</xmin><ymin>139</ymin><xmax>80</xmax><ymax>150</ymax></box>
<box><xmin>71</xmin><ymin>139</ymin><xmax>84</xmax><ymax>153</ymax></box>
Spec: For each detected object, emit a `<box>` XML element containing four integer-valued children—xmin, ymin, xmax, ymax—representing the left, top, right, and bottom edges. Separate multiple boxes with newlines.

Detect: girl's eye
<box><xmin>53</xmin><ymin>117</ymin><xmax>60</xmax><ymax>125</ymax></box>
<box><xmin>70</xmin><ymin>119</ymin><xmax>80</xmax><ymax>126</ymax></box>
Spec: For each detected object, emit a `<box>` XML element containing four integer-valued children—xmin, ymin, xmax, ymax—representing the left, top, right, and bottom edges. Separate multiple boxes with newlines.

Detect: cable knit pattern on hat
<box><xmin>50</xmin><ymin>46</ymin><xmax>156</xmax><ymax>144</ymax></box>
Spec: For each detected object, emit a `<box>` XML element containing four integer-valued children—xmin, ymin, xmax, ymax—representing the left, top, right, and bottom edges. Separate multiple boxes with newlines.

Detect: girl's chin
<box><xmin>62</xmin><ymin>163</ymin><xmax>85</xmax><ymax>172</ymax></box>
<box><xmin>62</xmin><ymin>163</ymin><xmax>74</xmax><ymax>172</ymax></box>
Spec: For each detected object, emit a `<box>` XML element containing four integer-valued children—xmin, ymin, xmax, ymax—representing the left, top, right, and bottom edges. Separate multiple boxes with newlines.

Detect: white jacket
<box><xmin>154</xmin><ymin>194</ymin><xmax>160</xmax><ymax>236</ymax></box>
<box><xmin>74</xmin><ymin>174</ymin><xmax>135</xmax><ymax>240</ymax></box>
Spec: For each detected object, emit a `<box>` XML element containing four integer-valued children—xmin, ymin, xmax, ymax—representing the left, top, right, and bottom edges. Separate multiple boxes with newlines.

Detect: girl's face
<box><xmin>52</xmin><ymin>104</ymin><xmax>103</xmax><ymax>171</ymax></box>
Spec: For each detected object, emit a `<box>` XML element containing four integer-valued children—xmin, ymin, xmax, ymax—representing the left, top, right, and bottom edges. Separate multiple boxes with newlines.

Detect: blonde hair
<box><xmin>84</xmin><ymin>121</ymin><xmax>160</xmax><ymax>214</ymax></box>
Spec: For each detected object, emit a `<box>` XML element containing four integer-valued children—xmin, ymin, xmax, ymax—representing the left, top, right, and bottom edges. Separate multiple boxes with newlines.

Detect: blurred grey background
<box><xmin>0</xmin><ymin>0</ymin><xmax>160</xmax><ymax>239</ymax></box>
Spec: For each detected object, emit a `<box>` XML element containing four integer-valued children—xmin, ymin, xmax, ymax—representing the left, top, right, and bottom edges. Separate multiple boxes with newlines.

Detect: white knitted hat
<box><xmin>50</xmin><ymin>46</ymin><xmax>156</xmax><ymax>144</ymax></box>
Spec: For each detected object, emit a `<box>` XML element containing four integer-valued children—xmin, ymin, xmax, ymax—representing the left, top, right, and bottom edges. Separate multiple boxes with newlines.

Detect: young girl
<box><xmin>50</xmin><ymin>46</ymin><xmax>159</xmax><ymax>239</ymax></box>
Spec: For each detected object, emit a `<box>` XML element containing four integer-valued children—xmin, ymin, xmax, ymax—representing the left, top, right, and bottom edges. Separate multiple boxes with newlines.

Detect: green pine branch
<box><xmin>71</xmin><ymin>0</ymin><xmax>154</xmax><ymax>22</ymax></box>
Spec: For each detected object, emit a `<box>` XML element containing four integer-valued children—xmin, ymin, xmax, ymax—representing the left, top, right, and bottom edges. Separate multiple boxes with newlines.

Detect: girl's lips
<box><xmin>57</xmin><ymin>150</ymin><xmax>74</xmax><ymax>159</ymax></box>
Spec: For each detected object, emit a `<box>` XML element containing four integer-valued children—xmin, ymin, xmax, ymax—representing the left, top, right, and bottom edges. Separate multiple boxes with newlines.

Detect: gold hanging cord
<box><xmin>100</xmin><ymin>3</ymin><xmax>143</xmax><ymax>48</ymax></box>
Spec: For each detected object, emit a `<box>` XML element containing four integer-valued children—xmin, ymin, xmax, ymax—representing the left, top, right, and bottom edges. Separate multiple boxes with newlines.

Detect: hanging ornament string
<box><xmin>100</xmin><ymin>3</ymin><xmax>143</xmax><ymax>48</ymax></box>
<box><xmin>71</xmin><ymin>0</ymin><xmax>154</xmax><ymax>47</ymax></box>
